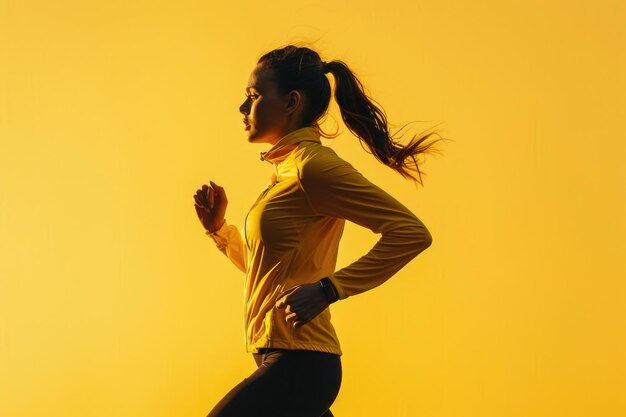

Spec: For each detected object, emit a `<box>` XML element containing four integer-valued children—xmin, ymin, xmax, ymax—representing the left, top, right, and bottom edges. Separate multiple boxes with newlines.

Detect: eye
<box><xmin>246</xmin><ymin>93</ymin><xmax>258</xmax><ymax>100</ymax></box>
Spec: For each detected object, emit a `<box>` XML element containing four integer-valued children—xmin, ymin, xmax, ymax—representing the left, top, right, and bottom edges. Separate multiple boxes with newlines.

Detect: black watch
<box><xmin>319</xmin><ymin>277</ymin><xmax>339</xmax><ymax>303</ymax></box>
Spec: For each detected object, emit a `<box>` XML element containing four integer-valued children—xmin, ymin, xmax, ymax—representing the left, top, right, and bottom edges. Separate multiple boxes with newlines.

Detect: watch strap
<box><xmin>319</xmin><ymin>277</ymin><xmax>339</xmax><ymax>303</ymax></box>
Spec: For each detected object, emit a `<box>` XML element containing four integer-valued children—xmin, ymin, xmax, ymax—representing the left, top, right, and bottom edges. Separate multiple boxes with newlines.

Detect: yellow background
<box><xmin>1</xmin><ymin>1</ymin><xmax>624</xmax><ymax>416</ymax></box>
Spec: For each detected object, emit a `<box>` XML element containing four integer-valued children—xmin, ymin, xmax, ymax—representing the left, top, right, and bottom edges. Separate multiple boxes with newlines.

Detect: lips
<box><xmin>243</xmin><ymin>117</ymin><xmax>251</xmax><ymax>127</ymax></box>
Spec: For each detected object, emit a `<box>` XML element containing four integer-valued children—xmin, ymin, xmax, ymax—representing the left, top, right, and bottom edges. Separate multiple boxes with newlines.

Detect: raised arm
<box><xmin>194</xmin><ymin>181</ymin><xmax>248</xmax><ymax>275</ymax></box>
<box><xmin>298</xmin><ymin>155</ymin><xmax>432</xmax><ymax>301</ymax></box>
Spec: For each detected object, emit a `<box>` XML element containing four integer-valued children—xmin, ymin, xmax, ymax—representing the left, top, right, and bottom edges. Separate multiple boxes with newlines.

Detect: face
<box><xmin>239</xmin><ymin>64</ymin><xmax>304</xmax><ymax>145</ymax></box>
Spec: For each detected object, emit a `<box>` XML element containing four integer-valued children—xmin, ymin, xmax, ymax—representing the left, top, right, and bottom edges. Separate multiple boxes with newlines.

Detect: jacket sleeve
<box><xmin>298</xmin><ymin>155</ymin><xmax>432</xmax><ymax>301</ymax></box>
<box><xmin>205</xmin><ymin>219</ymin><xmax>248</xmax><ymax>274</ymax></box>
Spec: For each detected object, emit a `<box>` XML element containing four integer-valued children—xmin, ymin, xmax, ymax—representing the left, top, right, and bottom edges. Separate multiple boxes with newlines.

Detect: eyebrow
<box><xmin>245</xmin><ymin>86</ymin><xmax>259</xmax><ymax>92</ymax></box>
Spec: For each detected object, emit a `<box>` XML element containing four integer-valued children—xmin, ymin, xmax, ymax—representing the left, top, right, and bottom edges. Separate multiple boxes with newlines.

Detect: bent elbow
<box><xmin>393</xmin><ymin>220</ymin><xmax>433</xmax><ymax>253</ymax></box>
<box><xmin>410</xmin><ymin>223</ymin><xmax>432</xmax><ymax>252</ymax></box>
<box><xmin>421</xmin><ymin>228</ymin><xmax>433</xmax><ymax>250</ymax></box>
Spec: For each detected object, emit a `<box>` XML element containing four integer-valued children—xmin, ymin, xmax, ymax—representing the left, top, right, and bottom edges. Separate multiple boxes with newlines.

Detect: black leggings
<box><xmin>206</xmin><ymin>348</ymin><xmax>342</xmax><ymax>417</ymax></box>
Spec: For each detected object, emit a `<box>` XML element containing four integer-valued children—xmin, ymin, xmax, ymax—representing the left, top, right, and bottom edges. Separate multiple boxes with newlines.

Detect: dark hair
<box><xmin>257</xmin><ymin>43</ymin><xmax>448</xmax><ymax>186</ymax></box>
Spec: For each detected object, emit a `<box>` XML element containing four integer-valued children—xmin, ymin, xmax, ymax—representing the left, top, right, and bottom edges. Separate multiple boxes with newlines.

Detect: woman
<box><xmin>194</xmin><ymin>44</ymin><xmax>444</xmax><ymax>417</ymax></box>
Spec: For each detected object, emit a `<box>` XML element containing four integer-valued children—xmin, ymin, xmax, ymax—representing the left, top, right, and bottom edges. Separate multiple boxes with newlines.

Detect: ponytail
<box><xmin>324</xmin><ymin>59</ymin><xmax>446</xmax><ymax>185</ymax></box>
<box><xmin>257</xmin><ymin>44</ymin><xmax>447</xmax><ymax>186</ymax></box>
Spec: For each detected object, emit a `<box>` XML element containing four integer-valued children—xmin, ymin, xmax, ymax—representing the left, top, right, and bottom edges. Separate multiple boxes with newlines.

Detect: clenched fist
<box><xmin>193</xmin><ymin>180</ymin><xmax>228</xmax><ymax>233</ymax></box>
<box><xmin>275</xmin><ymin>282</ymin><xmax>331</xmax><ymax>329</ymax></box>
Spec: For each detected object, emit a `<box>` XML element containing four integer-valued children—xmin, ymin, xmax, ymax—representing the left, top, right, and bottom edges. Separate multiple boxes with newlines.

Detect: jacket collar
<box><xmin>260</xmin><ymin>126</ymin><xmax>322</xmax><ymax>165</ymax></box>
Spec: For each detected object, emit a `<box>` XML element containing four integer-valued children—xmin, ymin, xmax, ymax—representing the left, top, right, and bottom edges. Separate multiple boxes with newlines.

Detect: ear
<box><xmin>284</xmin><ymin>90</ymin><xmax>302</xmax><ymax>114</ymax></box>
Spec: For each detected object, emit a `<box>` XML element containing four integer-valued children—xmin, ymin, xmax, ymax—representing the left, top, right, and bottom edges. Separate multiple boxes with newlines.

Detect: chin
<box><xmin>247</xmin><ymin>133</ymin><xmax>266</xmax><ymax>144</ymax></box>
<box><xmin>248</xmin><ymin>131</ymin><xmax>269</xmax><ymax>143</ymax></box>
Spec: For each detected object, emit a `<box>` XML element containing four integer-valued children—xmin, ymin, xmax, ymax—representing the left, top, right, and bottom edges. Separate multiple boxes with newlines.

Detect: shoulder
<box><xmin>296</xmin><ymin>142</ymin><xmax>361</xmax><ymax>184</ymax></box>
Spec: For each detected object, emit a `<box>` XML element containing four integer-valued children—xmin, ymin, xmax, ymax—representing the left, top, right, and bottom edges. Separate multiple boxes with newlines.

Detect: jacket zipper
<box><xmin>243</xmin><ymin>188</ymin><xmax>269</xmax><ymax>250</ymax></box>
<box><xmin>244</xmin><ymin>167</ymin><xmax>279</xmax><ymax>250</ymax></box>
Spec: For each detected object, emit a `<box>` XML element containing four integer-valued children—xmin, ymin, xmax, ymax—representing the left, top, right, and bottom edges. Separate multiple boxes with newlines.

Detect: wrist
<box><xmin>319</xmin><ymin>277</ymin><xmax>339</xmax><ymax>304</ymax></box>
<box><xmin>206</xmin><ymin>219</ymin><xmax>226</xmax><ymax>234</ymax></box>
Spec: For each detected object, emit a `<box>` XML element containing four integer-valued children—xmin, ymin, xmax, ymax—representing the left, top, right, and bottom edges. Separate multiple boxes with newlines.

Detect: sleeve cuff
<box><xmin>205</xmin><ymin>219</ymin><xmax>229</xmax><ymax>249</ymax></box>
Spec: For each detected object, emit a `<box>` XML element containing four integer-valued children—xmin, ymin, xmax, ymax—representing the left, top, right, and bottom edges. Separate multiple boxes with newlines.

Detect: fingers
<box><xmin>287</xmin><ymin>315</ymin><xmax>304</xmax><ymax>328</ymax></box>
<box><xmin>209</xmin><ymin>180</ymin><xmax>221</xmax><ymax>192</ymax></box>
<box><xmin>210</xmin><ymin>181</ymin><xmax>227</xmax><ymax>203</ymax></box>
<box><xmin>196</xmin><ymin>187</ymin><xmax>209</xmax><ymax>207</ymax></box>
<box><xmin>207</xmin><ymin>187</ymin><xmax>214</xmax><ymax>209</ymax></box>
<box><xmin>277</xmin><ymin>298</ymin><xmax>307</xmax><ymax>328</ymax></box>
<box><xmin>193</xmin><ymin>194</ymin><xmax>205</xmax><ymax>208</ymax></box>
<box><xmin>194</xmin><ymin>202</ymin><xmax>207</xmax><ymax>218</ymax></box>
<box><xmin>286</xmin><ymin>312</ymin><xmax>303</xmax><ymax>328</ymax></box>
<box><xmin>194</xmin><ymin>181</ymin><xmax>222</xmax><ymax>209</ymax></box>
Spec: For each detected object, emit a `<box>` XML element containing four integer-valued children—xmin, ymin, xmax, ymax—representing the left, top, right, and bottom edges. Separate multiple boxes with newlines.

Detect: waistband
<box><xmin>255</xmin><ymin>347</ymin><xmax>285</xmax><ymax>355</ymax></box>
<box><xmin>254</xmin><ymin>347</ymin><xmax>340</xmax><ymax>357</ymax></box>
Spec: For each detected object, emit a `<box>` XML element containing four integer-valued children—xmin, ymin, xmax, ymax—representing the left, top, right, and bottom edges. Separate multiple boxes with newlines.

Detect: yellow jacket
<box><xmin>207</xmin><ymin>126</ymin><xmax>432</xmax><ymax>355</ymax></box>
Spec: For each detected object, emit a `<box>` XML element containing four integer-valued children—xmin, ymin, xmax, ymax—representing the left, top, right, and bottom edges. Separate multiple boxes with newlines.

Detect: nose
<box><xmin>239</xmin><ymin>100</ymin><xmax>250</xmax><ymax>116</ymax></box>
